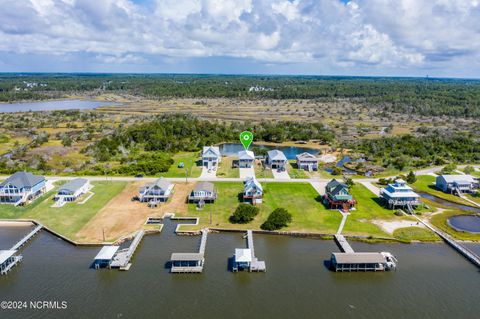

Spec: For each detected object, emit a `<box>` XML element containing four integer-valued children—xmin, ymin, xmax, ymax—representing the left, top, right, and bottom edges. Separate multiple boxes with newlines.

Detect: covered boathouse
<box><xmin>0</xmin><ymin>250</ymin><xmax>22</xmax><ymax>275</ymax></box>
<box><xmin>93</xmin><ymin>246</ymin><xmax>120</xmax><ymax>269</ymax></box>
<box><xmin>330</xmin><ymin>252</ymin><xmax>397</xmax><ymax>272</ymax></box>
<box><xmin>170</xmin><ymin>253</ymin><xmax>204</xmax><ymax>273</ymax></box>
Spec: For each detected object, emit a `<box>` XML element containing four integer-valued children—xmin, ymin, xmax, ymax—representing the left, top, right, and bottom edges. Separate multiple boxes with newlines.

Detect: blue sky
<box><xmin>1</xmin><ymin>0</ymin><xmax>479</xmax><ymax>78</ymax></box>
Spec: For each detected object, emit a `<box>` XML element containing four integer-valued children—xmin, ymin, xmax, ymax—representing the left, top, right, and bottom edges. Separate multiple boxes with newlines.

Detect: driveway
<box><xmin>309</xmin><ymin>181</ymin><xmax>327</xmax><ymax>196</ymax></box>
<box><xmin>359</xmin><ymin>181</ymin><xmax>381</xmax><ymax>196</ymax></box>
<box><xmin>272</xmin><ymin>169</ymin><xmax>290</xmax><ymax>179</ymax></box>
<box><xmin>239</xmin><ymin>167</ymin><xmax>255</xmax><ymax>179</ymax></box>
<box><xmin>200</xmin><ymin>166</ymin><xmax>217</xmax><ymax>178</ymax></box>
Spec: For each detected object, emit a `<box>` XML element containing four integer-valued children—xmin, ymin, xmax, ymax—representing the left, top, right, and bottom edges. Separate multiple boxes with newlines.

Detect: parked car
<box><xmin>135</xmin><ymin>174</ymin><xmax>144</xmax><ymax>178</ymax></box>
<box><xmin>178</xmin><ymin>162</ymin><xmax>185</xmax><ymax>168</ymax></box>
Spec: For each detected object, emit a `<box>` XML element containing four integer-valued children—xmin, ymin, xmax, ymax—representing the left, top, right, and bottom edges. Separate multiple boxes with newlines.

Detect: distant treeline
<box><xmin>88</xmin><ymin>114</ymin><xmax>334</xmax><ymax>162</ymax></box>
<box><xmin>1</xmin><ymin>73</ymin><xmax>480</xmax><ymax>117</ymax></box>
<box><xmin>355</xmin><ymin>133</ymin><xmax>480</xmax><ymax>170</ymax></box>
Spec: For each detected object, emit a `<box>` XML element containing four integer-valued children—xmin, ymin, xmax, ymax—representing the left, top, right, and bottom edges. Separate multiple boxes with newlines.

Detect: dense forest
<box><xmin>88</xmin><ymin>114</ymin><xmax>334</xmax><ymax>162</ymax></box>
<box><xmin>1</xmin><ymin>73</ymin><xmax>480</xmax><ymax>118</ymax></box>
<box><xmin>355</xmin><ymin>133</ymin><xmax>480</xmax><ymax>170</ymax></box>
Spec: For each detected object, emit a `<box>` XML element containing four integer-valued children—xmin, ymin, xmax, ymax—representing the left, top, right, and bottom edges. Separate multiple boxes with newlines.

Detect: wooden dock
<box><xmin>170</xmin><ymin>229</ymin><xmax>208</xmax><ymax>273</ymax></box>
<box><xmin>10</xmin><ymin>224</ymin><xmax>42</xmax><ymax>251</ymax></box>
<box><xmin>334</xmin><ymin>234</ymin><xmax>354</xmax><ymax>253</ymax></box>
<box><xmin>239</xmin><ymin>230</ymin><xmax>266</xmax><ymax>272</ymax></box>
<box><xmin>110</xmin><ymin>230</ymin><xmax>145</xmax><ymax>270</ymax></box>
<box><xmin>413</xmin><ymin>216</ymin><xmax>480</xmax><ymax>268</ymax></box>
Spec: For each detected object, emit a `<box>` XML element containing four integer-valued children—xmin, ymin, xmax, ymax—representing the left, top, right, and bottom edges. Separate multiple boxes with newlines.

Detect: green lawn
<box><xmin>180</xmin><ymin>182</ymin><xmax>340</xmax><ymax>233</ymax></box>
<box><xmin>413</xmin><ymin>175</ymin><xmax>476</xmax><ymax>207</ymax></box>
<box><xmin>161</xmin><ymin>152</ymin><xmax>202</xmax><ymax>178</ymax></box>
<box><xmin>287</xmin><ymin>161</ymin><xmax>309</xmax><ymax>179</ymax></box>
<box><xmin>0</xmin><ymin>181</ymin><xmax>127</xmax><ymax>241</ymax></box>
<box><xmin>254</xmin><ymin>161</ymin><xmax>273</xmax><ymax>179</ymax></box>
<box><xmin>471</xmin><ymin>171</ymin><xmax>480</xmax><ymax>178</ymax></box>
<box><xmin>430</xmin><ymin>210</ymin><xmax>480</xmax><ymax>241</ymax></box>
<box><xmin>216</xmin><ymin>156</ymin><xmax>239</xmax><ymax>178</ymax></box>
<box><xmin>393</xmin><ymin>227</ymin><xmax>439</xmax><ymax>242</ymax></box>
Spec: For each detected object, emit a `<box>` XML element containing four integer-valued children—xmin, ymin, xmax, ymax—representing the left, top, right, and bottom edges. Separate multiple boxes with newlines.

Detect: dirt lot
<box><xmin>76</xmin><ymin>181</ymin><xmax>195</xmax><ymax>243</ymax></box>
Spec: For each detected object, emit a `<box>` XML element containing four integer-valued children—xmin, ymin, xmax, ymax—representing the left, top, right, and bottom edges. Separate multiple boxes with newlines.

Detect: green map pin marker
<box><xmin>240</xmin><ymin>131</ymin><xmax>253</xmax><ymax>150</ymax></box>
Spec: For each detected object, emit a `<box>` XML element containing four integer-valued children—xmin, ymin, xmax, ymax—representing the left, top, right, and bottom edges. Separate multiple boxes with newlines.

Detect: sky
<box><xmin>1</xmin><ymin>0</ymin><xmax>480</xmax><ymax>78</ymax></box>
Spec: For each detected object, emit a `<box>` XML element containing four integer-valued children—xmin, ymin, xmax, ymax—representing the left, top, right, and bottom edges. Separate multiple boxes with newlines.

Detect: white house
<box><xmin>54</xmin><ymin>178</ymin><xmax>90</xmax><ymax>202</ymax></box>
<box><xmin>380</xmin><ymin>179</ymin><xmax>420</xmax><ymax>209</ymax></box>
<box><xmin>0</xmin><ymin>171</ymin><xmax>46</xmax><ymax>206</ymax></box>
<box><xmin>238</xmin><ymin>150</ymin><xmax>255</xmax><ymax>168</ymax></box>
<box><xmin>266</xmin><ymin>150</ymin><xmax>287</xmax><ymax>170</ymax></box>
<box><xmin>296</xmin><ymin>152</ymin><xmax>319</xmax><ymax>171</ymax></box>
<box><xmin>139</xmin><ymin>178</ymin><xmax>174</xmax><ymax>202</ymax></box>
<box><xmin>188</xmin><ymin>182</ymin><xmax>217</xmax><ymax>203</ymax></box>
<box><xmin>202</xmin><ymin>146</ymin><xmax>221</xmax><ymax>170</ymax></box>
<box><xmin>243</xmin><ymin>177</ymin><xmax>263</xmax><ymax>204</ymax></box>
<box><xmin>436</xmin><ymin>175</ymin><xmax>477</xmax><ymax>195</ymax></box>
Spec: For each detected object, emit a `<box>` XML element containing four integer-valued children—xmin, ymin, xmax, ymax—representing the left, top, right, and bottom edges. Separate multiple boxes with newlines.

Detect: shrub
<box><xmin>260</xmin><ymin>208</ymin><xmax>292</xmax><ymax>231</ymax></box>
<box><xmin>406</xmin><ymin>171</ymin><xmax>417</xmax><ymax>184</ymax></box>
<box><xmin>229</xmin><ymin>204</ymin><xmax>259</xmax><ymax>224</ymax></box>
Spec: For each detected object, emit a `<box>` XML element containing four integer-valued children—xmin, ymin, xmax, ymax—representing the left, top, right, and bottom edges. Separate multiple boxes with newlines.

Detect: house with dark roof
<box><xmin>266</xmin><ymin>150</ymin><xmax>287</xmax><ymax>170</ymax></box>
<box><xmin>0</xmin><ymin>171</ymin><xmax>46</xmax><ymax>206</ymax></box>
<box><xmin>296</xmin><ymin>152</ymin><xmax>319</xmax><ymax>171</ymax></box>
<box><xmin>188</xmin><ymin>182</ymin><xmax>217</xmax><ymax>203</ymax></box>
<box><xmin>54</xmin><ymin>178</ymin><xmax>90</xmax><ymax>203</ymax></box>
<box><xmin>323</xmin><ymin>179</ymin><xmax>356</xmax><ymax>210</ymax></box>
<box><xmin>138</xmin><ymin>178</ymin><xmax>174</xmax><ymax>202</ymax></box>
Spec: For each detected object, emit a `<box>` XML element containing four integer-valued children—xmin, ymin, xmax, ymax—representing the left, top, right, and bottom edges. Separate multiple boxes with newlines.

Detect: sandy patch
<box><xmin>76</xmin><ymin>182</ymin><xmax>194</xmax><ymax>243</ymax></box>
<box><xmin>372</xmin><ymin>219</ymin><xmax>426</xmax><ymax>234</ymax></box>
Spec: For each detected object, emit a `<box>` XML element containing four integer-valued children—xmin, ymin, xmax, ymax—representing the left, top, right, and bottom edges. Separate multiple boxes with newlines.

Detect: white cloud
<box><xmin>0</xmin><ymin>0</ymin><xmax>479</xmax><ymax>75</ymax></box>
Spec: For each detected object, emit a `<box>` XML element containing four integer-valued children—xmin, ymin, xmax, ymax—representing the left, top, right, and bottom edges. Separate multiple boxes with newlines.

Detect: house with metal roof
<box><xmin>0</xmin><ymin>171</ymin><xmax>46</xmax><ymax>206</ymax></box>
<box><xmin>138</xmin><ymin>178</ymin><xmax>174</xmax><ymax>202</ymax></box>
<box><xmin>243</xmin><ymin>177</ymin><xmax>263</xmax><ymax>204</ymax></box>
<box><xmin>266</xmin><ymin>150</ymin><xmax>287</xmax><ymax>170</ymax></box>
<box><xmin>436</xmin><ymin>175</ymin><xmax>478</xmax><ymax>195</ymax></box>
<box><xmin>238</xmin><ymin>150</ymin><xmax>255</xmax><ymax>168</ymax></box>
<box><xmin>323</xmin><ymin>179</ymin><xmax>356</xmax><ymax>210</ymax></box>
<box><xmin>202</xmin><ymin>146</ymin><xmax>221</xmax><ymax>170</ymax></box>
<box><xmin>380</xmin><ymin>179</ymin><xmax>420</xmax><ymax>209</ymax></box>
<box><xmin>296</xmin><ymin>152</ymin><xmax>319</xmax><ymax>171</ymax></box>
<box><xmin>54</xmin><ymin>178</ymin><xmax>90</xmax><ymax>203</ymax></box>
<box><xmin>188</xmin><ymin>182</ymin><xmax>217</xmax><ymax>203</ymax></box>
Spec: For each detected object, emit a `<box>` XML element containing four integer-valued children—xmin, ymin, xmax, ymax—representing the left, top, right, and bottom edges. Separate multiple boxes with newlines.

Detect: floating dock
<box><xmin>232</xmin><ymin>230</ymin><xmax>266</xmax><ymax>272</ymax></box>
<box><xmin>170</xmin><ymin>229</ymin><xmax>208</xmax><ymax>273</ymax></box>
<box><xmin>331</xmin><ymin>234</ymin><xmax>397</xmax><ymax>272</ymax></box>
<box><xmin>109</xmin><ymin>230</ymin><xmax>145</xmax><ymax>270</ymax></box>
<box><xmin>10</xmin><ymin>224</ymin><xmax>42</xmax><ymax>251</ymax></box>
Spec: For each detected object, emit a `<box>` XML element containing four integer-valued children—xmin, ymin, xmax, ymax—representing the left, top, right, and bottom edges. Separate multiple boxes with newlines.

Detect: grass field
<box><xmin>430</xmin><ymin>210</ymin><xmax>480</xmax><ymax>241</ymax></box>
<box><xmin>216</xmin><ymin>156</ymin><xmax>239</xmax><ymax>178</ymax></box>
<box><xmin>254</xmin><ymin>161</ymin><xmax>274</xmax><ymax>179</ymax></box>
<box><xmin>393</xmin><ymin>227</ymin><xmax>439</xmax><ymax>242</ymax></box>
<box><xmin>287</xmin><ymin>161</ymin><xmax>309</xmax><ymax>179</ymax></box>
<box><xmin>0</xmin><ymin>181</ymin><xmax>127</xmax><ymax>241</ymax></box>
<box><xmin>161</xmin><ymin>152</ymin><xmax>202</xmax><ymax>178</ymax></box>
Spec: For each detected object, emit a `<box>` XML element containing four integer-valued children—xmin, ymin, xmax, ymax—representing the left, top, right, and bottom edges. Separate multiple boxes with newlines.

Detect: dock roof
<box><xmin>332</xmin><ymin>252</ymin><xmax>386</xmax><ymax>264</ymax></box>
<box><xmin>170</xmin><ymin>253</ymin><xmax>204</xmax><ymax>261</ymax></box>
<box><xmin>94</xmin><ymin>246</ymin><xmax>119</xmax><ymax>260</ymax></box>
<box><xmin>235</xmin><ymin>248</ymin><xmax>252</xmax><ymax>263</ymax></box>
<box><xmin>0</xmin><ymin>250</ymin><xmax>17</xmax><ymax>264</ymax></box>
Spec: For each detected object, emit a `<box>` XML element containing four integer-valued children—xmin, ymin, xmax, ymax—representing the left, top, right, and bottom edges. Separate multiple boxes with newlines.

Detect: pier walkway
<box><xmin>413</xmin><ymin>215</ymin><xmax>480</xmax><ymax>268</ymax></box>
<box><xmin>246</xmin><ymin>230</ymin><xmax>266</xmax><ymax>272</ymax></box>
<box><xmin>334</xmin><ymin>234</ymin><xmax>354</xmax><ymax>253</ymax></box>
<box><xmin>10</xmin><ymin>224</ymin><xmax>42</xmax><ymax>251</ymax></box>
<box><xmin>110</xmin><ymin>230</ymin><xmax>145</xmax><ymax>270</ymax></box>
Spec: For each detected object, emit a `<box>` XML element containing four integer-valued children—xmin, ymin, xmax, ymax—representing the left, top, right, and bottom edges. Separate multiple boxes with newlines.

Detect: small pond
<box><xmin>448</xmin><ymin>215</ymin><xmax>480</xmax><ymax>234</ymax></box>
<box><xmin>218</xmin><ymin>143</ymin><xmax>318</xmax><ymax>160</ymax></box>
<box><xmin>0</xmin><ymin>99</ymin><xmax>118</xmax><ymax>113</ymax></box>
<box><xmin>418</xmin><ymin>192</ymin><xmax>480</xmax><ymax>214</ymax></box>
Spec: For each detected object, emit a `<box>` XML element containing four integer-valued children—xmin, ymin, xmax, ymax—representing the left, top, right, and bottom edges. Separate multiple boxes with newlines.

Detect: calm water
<box><xmin>418</xmin><ymin>192</ymin><xmax>480</xmax><ymax>214</ymax></box>
<box><xmin>448</xmin><ymin>215</ymin><xmax>480</xmax><ymax>233</ymax></box>
<box><xmin>1</xmin><ymin>221</ymin><xmax>480</xmax><ymax>319</ymax></box>
<box><xmin>0</xmin><ymin>100</ymin><xmax>118</xmax><ymax>113</ymax></box>
<box><xmin>219</xmin><ymin>143</ymin><xmax>318</xmax><ymax>159</ymax></box>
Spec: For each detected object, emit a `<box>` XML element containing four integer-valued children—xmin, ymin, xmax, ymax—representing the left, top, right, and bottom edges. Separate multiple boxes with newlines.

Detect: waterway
<box><xmin>1</xmin><ymin>220</ymin><xmax>480</xmax><ymax>319</ymax></box>
<box><xmin>219</xmin><ymin>143</ymin><xmax>318</xmax><ymax>159</ymax></box>
<box><xmin>448</xmin><ymin>215</ymin><xmax>480</xmax><ymax>233</ymax></box>
<box><xmin>0</xmin><ymin>100</ymin><xmax>118</xmax><ymax>113</ymax></box>
<box><xmin>418</xmin><ymin>191</ymin><xmax>480</xmax><ymax>214</ymax></box>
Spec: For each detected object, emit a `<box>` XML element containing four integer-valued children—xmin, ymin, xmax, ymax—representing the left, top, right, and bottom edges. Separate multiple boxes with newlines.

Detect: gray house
<box><xmin>243</xmin><ymin>177</ymin><xmax>263</xmax><ymax>204</ymax></box>
<box><xmin>55</xmin><ymin>178</ymin><xmax>90</xmax><ymax>202</ymax></box>
<box><xmin>238</xmin><ymin>150</ymin><xmax>255</xmax><ymax>168</ymax></box>
<box><xmin>296</xmin><ymin>152</ymin><xmax>319</xmax><ymax>171</ymax></box>
<box><xmin>188</xmin><ymin>182</ymin><xmax>217</xmax><ymax>203</ymax></box>
<box><xmin>0</xmin><ymin>171</ymin><xmax>46</xmax><ymax>206</ymax></box>
<box><xmin>139</xmin><ymin>178</ymin><xmax>174</xmax><ymax>202</ymax></box>
<box><xmin>266</xmin><ymin>150</ymin><xmax>287</xmax><ymax>170</ymax></box>
<box><xmin>202</xmin><ymin>146</ymin><xmax>221</xmax><ymax>169</ymax></box>
<box><xmin>435</xmin><ymin>175</ymin><xmax>477</xmax><ymax>195</ymax></box>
